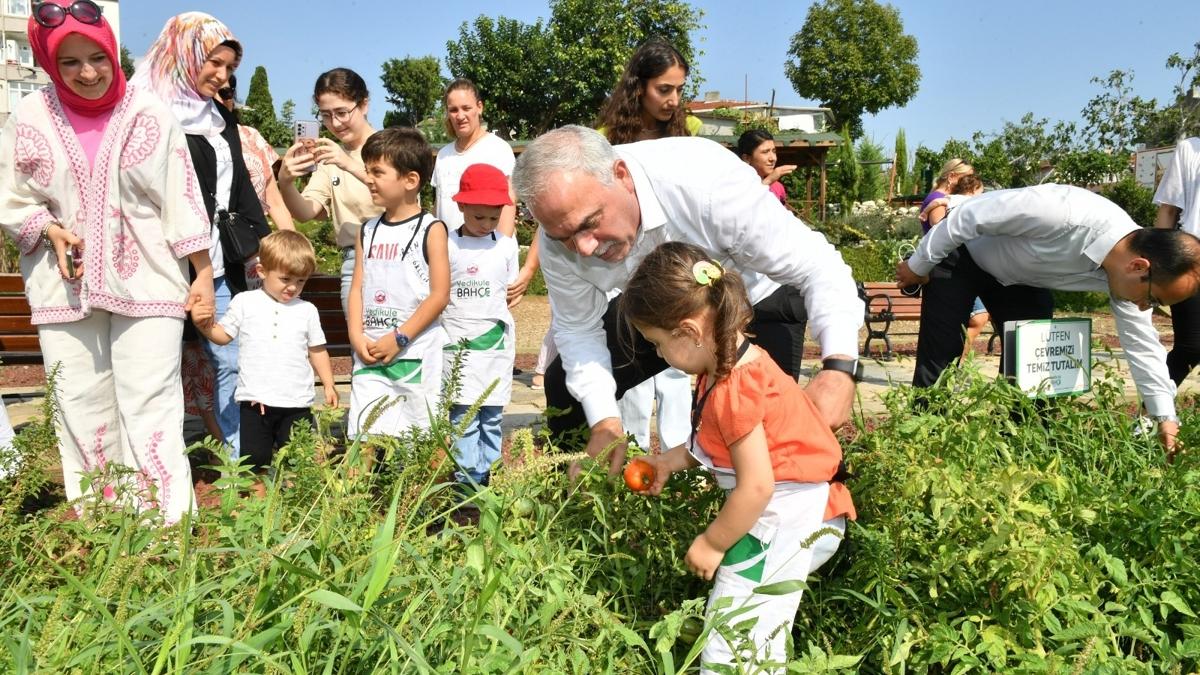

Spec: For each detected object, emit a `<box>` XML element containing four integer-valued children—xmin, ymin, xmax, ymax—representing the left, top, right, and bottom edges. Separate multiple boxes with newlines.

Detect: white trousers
<box><xmin>618</xmin><ymin>367</ymin><xmax>692</xmax><ymax>449</ymax></box>
<box><xmin>38</xmin><ymin>311</ymin><xmax>194</xmax><ymax>523</ymax></box>
<box><xmin>701</xmin><ymin>482</ymin><xmax>845</xmax><ymax>674</ymax></box>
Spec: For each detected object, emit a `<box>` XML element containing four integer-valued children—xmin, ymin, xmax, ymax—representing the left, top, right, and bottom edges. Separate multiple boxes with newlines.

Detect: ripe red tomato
<box><xmin>624</xmin><ymin>458</ymin><xmax>656</xmax><ymax>492</ymax></box>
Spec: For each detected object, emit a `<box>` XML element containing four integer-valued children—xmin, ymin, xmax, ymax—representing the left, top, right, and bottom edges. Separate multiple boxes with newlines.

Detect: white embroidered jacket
<box><xmin>0</xmin><ymin>85</ymin><xmax>210</xmax><ymax>325</ymax></box>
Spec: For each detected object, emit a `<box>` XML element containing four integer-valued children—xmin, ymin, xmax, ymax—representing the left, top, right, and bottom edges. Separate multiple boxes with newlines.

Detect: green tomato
<box><xmin>678</xmin><ymin>617</ymin><xmax>703</xmax><ymax>644</ymax></box>
<box><xmin>511</xmin><ymin>497</ymin><xmax>536</xmax><ymax>518</ymax></box>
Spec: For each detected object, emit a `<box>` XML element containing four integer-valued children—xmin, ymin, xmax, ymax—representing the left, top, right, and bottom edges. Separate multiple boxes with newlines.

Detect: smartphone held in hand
<box><xmin>294</xmin><ymin>120</ymin><xmax>321</xmax><ymax>174</ymax></box>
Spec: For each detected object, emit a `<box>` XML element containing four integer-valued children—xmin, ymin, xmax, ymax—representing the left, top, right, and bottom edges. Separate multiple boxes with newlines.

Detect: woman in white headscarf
<box><xmin>133</xmin><ymin>13</ymin><xmax>270</xmax><ymax>461</ymax></box>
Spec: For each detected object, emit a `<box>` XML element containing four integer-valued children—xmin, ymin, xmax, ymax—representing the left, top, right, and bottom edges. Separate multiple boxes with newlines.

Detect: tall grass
<box><xmin>2</xmin><ymin>358</ymin><xmax>1199</xmax><ymax>671</ymax></box>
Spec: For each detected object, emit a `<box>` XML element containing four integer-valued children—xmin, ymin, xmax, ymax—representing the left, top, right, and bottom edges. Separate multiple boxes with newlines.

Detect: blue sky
<box><xmin>120</xmin><ymin>1</ymin><xmax>1200</xmax><ymax>152</ymax></box>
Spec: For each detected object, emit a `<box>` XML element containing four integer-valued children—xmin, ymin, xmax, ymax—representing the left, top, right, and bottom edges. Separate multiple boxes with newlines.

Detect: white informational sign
<box><xmin>1001</xmin><ymin>318</ymin><xmax>1092</xmax><ymax>397</ymax></box>
<box><xmin>1135</xmin><ymin>145</ymin><xmax>1176</xmax><ymax>189</ymax></box>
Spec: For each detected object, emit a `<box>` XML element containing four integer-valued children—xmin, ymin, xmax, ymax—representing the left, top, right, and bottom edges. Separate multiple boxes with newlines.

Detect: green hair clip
<box><xmin>692</xmin><ymin>260</ymin><xmax>724</xmax><ymax>287</ymax></box>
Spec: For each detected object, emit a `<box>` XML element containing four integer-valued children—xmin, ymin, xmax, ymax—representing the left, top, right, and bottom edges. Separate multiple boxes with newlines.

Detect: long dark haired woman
<box><xmin>596</xmin><ymin>37</ymin><xmax>701</xmax><ymax>144</ymax></box>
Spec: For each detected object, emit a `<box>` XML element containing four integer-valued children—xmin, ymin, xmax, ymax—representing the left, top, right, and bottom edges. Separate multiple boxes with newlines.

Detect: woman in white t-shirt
<box><xmin>433</xmin><ymin>79</ymin><xmax>516</xmax><ymax>234</ymax></box>
<box><xmin>278</xmin><ymin>68</ymin><xmax>381</xmax><ymax>315</ymax></box>
<box><xmin>1154</xmin><ymin>136</ymin><xmax>1200</xmax><ymax>384</ymax></box>
<box><xmin>434</xmin><ymin>78</ymin><xmax>540</xmax><ymax>307</ymax></box>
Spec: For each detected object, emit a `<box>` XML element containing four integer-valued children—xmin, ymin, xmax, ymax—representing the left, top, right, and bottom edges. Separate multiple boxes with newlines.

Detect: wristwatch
<box><xmin>822</xmin><ymin>357</ymin><xmax>863</xmax><ymax>383</ymax></box>
<box><xmin>394</xmin><ymin>329</ymin><xmax>411</xmax><ymax>349</ymax></box>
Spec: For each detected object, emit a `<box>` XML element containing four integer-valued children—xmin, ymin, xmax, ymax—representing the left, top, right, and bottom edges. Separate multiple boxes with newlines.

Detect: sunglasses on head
<box><xmin>33</xmin><ymin>0</ymin><xmax>103</xmax><ymax>28</ymax></box>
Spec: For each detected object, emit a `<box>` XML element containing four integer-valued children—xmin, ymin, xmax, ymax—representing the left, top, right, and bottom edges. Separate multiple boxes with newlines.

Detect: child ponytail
<box><xmin>621</xmin><ymin>242</ymin><xmax>753</xmax><ymax>379</ymax></box>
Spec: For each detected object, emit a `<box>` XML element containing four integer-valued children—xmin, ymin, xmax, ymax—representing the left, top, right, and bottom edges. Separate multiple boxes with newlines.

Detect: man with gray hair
<box><xmin>513</xmin><ymin>125</ymin><xmax>864</xmax><ymax>472</ymax></box>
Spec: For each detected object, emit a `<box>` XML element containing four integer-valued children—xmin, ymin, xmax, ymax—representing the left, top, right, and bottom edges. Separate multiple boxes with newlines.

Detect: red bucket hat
<box><xmin>453</xmin><ymin>163</ymin><xmax>513</xmax><ymax>207</ymax></box>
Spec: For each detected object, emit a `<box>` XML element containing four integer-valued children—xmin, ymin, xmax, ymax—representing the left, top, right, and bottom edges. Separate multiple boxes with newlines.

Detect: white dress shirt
<box><xmin>908</xmin><ymin>183</ymin><xmax>1176</xmax><ymax>417</ymax></box>
<box><xmin>1153</xmin><ymin>137</ymin><xmax>1200</xmax><ymax>235</ymax></box>
<box><xmin>539</xmin><ymin>136</ymin><xmax>864</xmax><ymax>426</ymax></box>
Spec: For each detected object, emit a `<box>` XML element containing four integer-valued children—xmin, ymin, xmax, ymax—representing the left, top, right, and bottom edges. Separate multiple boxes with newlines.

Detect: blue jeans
<box><xmin>340</xmin><ymin>246</ymin><xmax>355</xmax><ymax>318</ymax></box>
<box><xmin>450</xmin><ymin>404</ymin><xmax>502</xmax><ymax>484</ymax></box>
<box><xmin>204</xmin><ymin>276</ymin><xmax>241</xmax><ymax>459</ymax></box>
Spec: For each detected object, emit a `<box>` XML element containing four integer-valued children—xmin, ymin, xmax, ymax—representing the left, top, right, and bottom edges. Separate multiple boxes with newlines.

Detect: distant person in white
<box><xmin>512</xmin><ymin>126</ymin><xmax>864</xmax><ymax>474</ymax></box>
<box><xmin>1153</xmin><ymin>136</ymin><xmax>1200</xmax><ymax>384</ymax></box>
<box><xmin>897</xmin><ymin>183</ymin><xmax>1200</xmax><ymax>450</ymax></box>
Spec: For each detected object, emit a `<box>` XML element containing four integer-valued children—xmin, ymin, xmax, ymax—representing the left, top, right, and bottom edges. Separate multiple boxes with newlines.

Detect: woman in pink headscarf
<box><xmin>0</xmin><ymin>1</ymin><xmax>214</xmax><ymax>522</ymax></box>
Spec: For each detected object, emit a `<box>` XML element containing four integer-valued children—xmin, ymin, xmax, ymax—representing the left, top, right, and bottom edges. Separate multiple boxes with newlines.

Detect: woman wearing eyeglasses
<box><xmin>0</xmin><ymin>1</ymin><xmax>213</xmax><ymax>522</ymax></box>
<box><xmin>132</xmin><ymin>13</ymin><xmax>270</xmax><ymax>462</ymax></box>
<box><xmin>277</xmin><ymin>68</ymin><xmax>380</xmax><ymax>315</ymax></box>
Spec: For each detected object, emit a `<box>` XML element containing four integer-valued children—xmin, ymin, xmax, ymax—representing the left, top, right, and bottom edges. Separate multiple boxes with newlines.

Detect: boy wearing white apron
<box><xmin>443</xmin><ymin>164</ymin><xmax>519</xmax><ymax>485</ymax></box>
<box><xmin>347</xmin><ymin>129</ymin><xmax>450</xmax><ymax>439</ymax></box>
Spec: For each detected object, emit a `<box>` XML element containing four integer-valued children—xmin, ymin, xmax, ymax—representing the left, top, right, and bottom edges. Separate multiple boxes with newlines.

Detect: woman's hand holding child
<box><xmin>190</xmin><ymin>300</ymin><xmax>216</xmax><ymax>330</ymax></box>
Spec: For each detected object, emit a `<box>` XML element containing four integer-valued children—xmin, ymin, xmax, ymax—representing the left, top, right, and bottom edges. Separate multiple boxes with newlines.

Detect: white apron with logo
<box><xmin>688</xmin><ymin>436</ymin><xmax>844</xmax><ymax>673</ymax></box>
<box><xmin>442</xmin><ymin>229</ymin><xmax>517</xmax><ymax>407</ymax></box>
<box><xmin>348</xmin><ymin>212</ymin><xmax>448</xmax><ymax>437</ymax></box>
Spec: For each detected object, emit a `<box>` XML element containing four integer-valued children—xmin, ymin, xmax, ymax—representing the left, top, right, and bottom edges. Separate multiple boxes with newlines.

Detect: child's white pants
<box><xmin>38</xmin><ymin>311</ymin><xmax>195</xmax><ymax>523</ymax></box>
<box><xmin>701</xmin><ymin>481</ymin><xmax>845</xmax><ymax>674</ymax></box>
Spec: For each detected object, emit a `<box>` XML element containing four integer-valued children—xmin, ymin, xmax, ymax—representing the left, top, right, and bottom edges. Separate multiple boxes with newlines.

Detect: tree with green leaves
<box><xmin>893</xmin><ymin>128</ymin><xmax>908</xmax><ymax>195</ymax></box>
<box><xmin>445</xmin><ymin>15</ymin><xmax>556</xmax><ymax>138</ymax></box>
<box><xmin>445</xmin><ymin>0</ymin><xmax>704</xmax><ymax>138</ymax></box>
<box><xmin>855</xmin><ymin>135</ymin><xmax>886</xmax><ymax>202</ymax></box>
<box><xmin>1052</xmin><ymin>149</ymin><xmax>1128</xmax><ymax>187</ymax></box>
<box><xmin>1079</xmin><ymin>69</ymin><xmax>1157</xmax><ymax>153</ymax></box>
<box><xmin>967</xmin><ymin>113</ymin><xmax>1071</xmax><ymax>188</ymax></box>
<box><xmin>912</xmin><ymin>144</ymin><xmax>939</xmax><ymax>194</ymax></box>
<box><xmin>119</xmin><ymin>45</ymin><xmax>135</xmax><ymax>80</ymax></box>
<box><xmin>547</xmin><ymin>0</ymin><xmax>704</xmax><ymax>125</ymax></box>
<box><xmin>380</xmin><ymin>56</ymin><xmax>445</xmax><ymax>128</ymax></box>
<box><xmin>785</xmin><ymin>0</ymin><xmax>919</xmax><ymax>138</ymax></box>
<box><xmin>1164</xmin><ymin>42</ymin><xmax>1200</xmax><ymax>142</ymax></box>
<box><xmin>240</xmin><ymin>66</ymin><xmax>291</xmax><ymax>147</ymax></box>
<box><xmin>829</xmin><ymin>125</ymin><xmax>860</xmax><ymax>212</ymax></box>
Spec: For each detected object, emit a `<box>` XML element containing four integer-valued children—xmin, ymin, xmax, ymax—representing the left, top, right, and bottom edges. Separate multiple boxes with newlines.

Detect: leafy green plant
<box><xmin>828</xmin><ymin>125</ymin><xmax>860</xmax><ymax>212</ymax></box>
<box><xmin>6</xmin><ymin>351</ymin><xmax>1200</xmax><ymax>671</ymax></box>
<box><xmin>856</xmin><ymin>135</ymin><xmax>887</xmax><ymax>202</ymax></box>
<box><xmin>0</xmin><ymin>233</ymin><xmax>17</xmax><ymax>274</ymax></box>
<box><xmin>294</xmin><ymin>219</ymin><xmax>344</xmax><ymax>276</ymax></box>
<box><xmin>1100</xmin><ymin>176</ymin><xmax>1157</xmax><ymax>228</ymax></box>
<box><xmin>807</xmin><ymin>364</ymin><xmax>1200</xmax><ymax>672</ymax></box>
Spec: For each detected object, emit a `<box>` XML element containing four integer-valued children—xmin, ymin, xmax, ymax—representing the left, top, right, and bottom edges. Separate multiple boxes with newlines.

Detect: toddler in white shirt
<box><xmin>193</xmin><ymin>230</ymin><xmax>339</xmax><ymax>476</ymax></box>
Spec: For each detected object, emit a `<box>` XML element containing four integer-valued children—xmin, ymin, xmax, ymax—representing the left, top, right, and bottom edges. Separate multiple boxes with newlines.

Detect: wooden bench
<box><xmin>0</xmin><ymin>274</ymin><xmax>39</xmax><ymax>364</ymax></box>
<box><xmin>858</xmin><ymin>281</ymin><xmax>922</xmax><ymax>360</ymax></box>
<box><xmin>298</xmin><ymin>275</ymin><xmax>350</xmax><ymax>357</ymax></box>
<box><xmin>0</xmin><ymin>273</ymin><xmax>351</xmax><ymax>364</ymax></box>
<box><xmin>858</xmin><ymin>280</ymin><xmax>1002</xmax><ymax>360</ymax></box>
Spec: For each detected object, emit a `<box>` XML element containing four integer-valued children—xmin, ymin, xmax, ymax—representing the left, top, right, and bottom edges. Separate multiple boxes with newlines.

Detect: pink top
<box><xmin>63</xmin><ymin>106</ymin><xmax>114</xmax><ymax>169</ymax></box>
<box><xmin>768</xmin><ymin>180</ymin><xmax>787</xmax><ymax>205</ymax></box>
